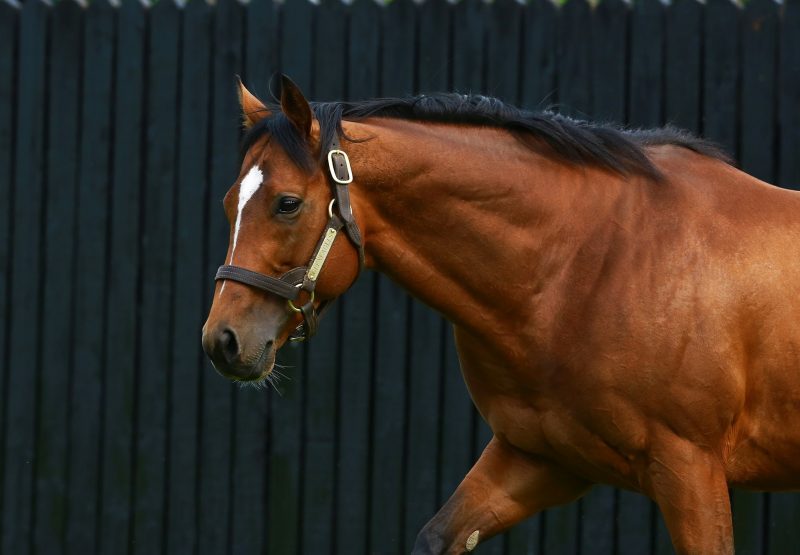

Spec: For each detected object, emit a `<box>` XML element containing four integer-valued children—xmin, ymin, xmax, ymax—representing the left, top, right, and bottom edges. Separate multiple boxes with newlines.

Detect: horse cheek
<box><xmin>314</xmin><ymin>236</ymin><xmax>361</xmax><ymax>299</ymax></box>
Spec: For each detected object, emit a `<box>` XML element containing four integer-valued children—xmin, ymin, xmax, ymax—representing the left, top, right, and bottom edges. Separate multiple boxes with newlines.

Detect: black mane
<box><xmin>242</xmin><ymin>93</ymin><xmax>732</xmax><ymax>180</ymax></box>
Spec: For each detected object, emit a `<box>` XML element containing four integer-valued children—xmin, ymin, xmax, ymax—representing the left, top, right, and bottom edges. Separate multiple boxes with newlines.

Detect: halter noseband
<box><xmin>214</xmin><ymin>135</ymin><xmax>365</xmax><ymax>342</ymax></box>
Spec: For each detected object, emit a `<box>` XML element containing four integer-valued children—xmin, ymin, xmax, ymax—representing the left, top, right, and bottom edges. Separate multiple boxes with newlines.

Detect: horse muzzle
<box><xmin>202</xmin><ymin>324</ymin><xmax>276</xmax><ymax>381</ymax></box>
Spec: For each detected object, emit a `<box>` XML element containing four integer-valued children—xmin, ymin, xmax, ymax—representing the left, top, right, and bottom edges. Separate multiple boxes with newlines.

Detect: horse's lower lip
<box><xmin>240</xmin><ymin>341</ymin><xmax>276</xmax><ymax>381</ymax></box>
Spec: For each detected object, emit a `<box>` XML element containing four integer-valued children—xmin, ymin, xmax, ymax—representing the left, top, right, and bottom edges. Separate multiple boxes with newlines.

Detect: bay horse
<box><xmin>202</xmin><ymin>75</ymin><xmax>800</xmax><ymax>554</ymax></box>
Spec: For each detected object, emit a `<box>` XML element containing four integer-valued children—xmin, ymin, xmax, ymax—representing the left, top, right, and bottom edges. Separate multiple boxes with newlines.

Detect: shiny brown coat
<box><xmin>203</xmin><ymin>79</ymin><xmax>800</xmax><ymax>555</ymax></box>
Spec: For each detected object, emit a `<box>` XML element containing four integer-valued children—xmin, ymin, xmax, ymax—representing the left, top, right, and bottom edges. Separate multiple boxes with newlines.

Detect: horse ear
<box><xmin>279</xmin><ymin>74</ymin><xmax>312</xmax><ymax>138</ymax></box>
<box><xmin>237</xmin><ymin>77</ymin><xmax>269</xmax><ymax>129</ymax></box>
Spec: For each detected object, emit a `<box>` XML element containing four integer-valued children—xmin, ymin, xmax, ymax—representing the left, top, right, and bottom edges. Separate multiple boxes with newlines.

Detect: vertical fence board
<box><xmin>0</xmin><ymin>0</ymin><xmax>18</xmax><ymax>520</ymax></box>
<box><xmin>1</xmin><ymin>1</ymin><xmax>47</xmax><ymax>552</ymax></box>
<box><xmin>403</xmin><ymin>301</ymin><xmax>445</xmax><ymax>551</ymax></box>
<box><xmin>344</xmin><ymin>0</ymin><xmax>380</xmax><ymax>103</ymax></box>
<box><xmin>617</xmin><ymin>492</ymin><xmax>653</xmax><ymax>555</ymax></box>
<box><xmin>417</xmin><ymin>0</ymin><xmax>449</xmax><ymax>94</ymax></box>
<box><xmin>557</xmin><ymin>0</ymin><xmax>592</xmax><ymax>118</ymax></box>
<box><xmin>335</xmin><ymin>270</ymin><xmax>376</xmax><ymax>555</ymax></box>
<box><xmin>452</xmin><ymin>0</ymin><xmax>485</xmax><ymax>95</ymax></box>
<box><xmin>199</xmin><ymin>0</ymin><xmax>242</xmax><ymax>553</ymax></box>
<box><xmin>628</xmin><ymin>0</ymin><xmax>664</xmax><ymax>127</ymax></box>
<box><xmin>280</xmin><ymin>0</ymin><xmax>313</xmax><ymax>91</ymax></box>
<box><xmin>32</xmin><ymin>2</ymin><xmax>80</xmax><ymax>553</ymax></box>
<box><xmin>244</xmin><ymin>0</ymin><xmax>279</xmax><ymax>97</ymax></box>
<box><xmin>779</xmin><ymin>0</ymin><xmax>800</xmax><ymax>190</ymax></box>
<box><xmin>579</xmin><ymin>487</ymin><xmax>616</xmax><ymax>555</ymax></box>
<box><xmin>302</xmin><ymin>290</ymin><xmax>341</xmax><ymax>555</ymax></box>
<box><xmin>739</xmin><ymin>0</ymin><xmax>777</xmax><ymax>184</ymax></box>
<box><xmin>369</xmin><ymin>268</ymin><xmax>410</xmax><ymax>555</ymax></box>
<box><xmin>591</xmin><ymin>0</ymin><xmax>628</xmax><ymax>123</ymax></box>
<box><xmin>132</xmin><ymin>2</ymin><xmax>181</xmax><ymax>553</ymax></box>
<box><xmin>99</xmin><ymin>1</ymin><xmax>145</xmax><ymax>552</ymax></box>
<box><xmin>520</xmin><ymin>0</ymin><xmax>557</xmax><ymax>111</ymax></box>
<box><xmin>543</xmin><ymin>502</ymin><xmax>580</xmax><ymax>555</ymax></box>
<box><xmin>733</xmin><ymin>492</ymin><xmax>767</xmax><ymax>555</ymax></box>
<box><xmin>335</xmin><ymin>272</ymin><xmax>376</xmax><ymax>555</ymax></box>
<box><xmin>334</xmin><ymin>2</ymin><xmax>380</xmax><ymax>553</ymax></box>
<box><xmin>265</xmin><ymin>1</ymin><xmax>311</xmax><ymax>553</ymax></box>
<box><xmin>165</xmin><ymin>2</ymin><xmax>211</xmax><ymax>553</ymax></box>
<box><xmin>653</xmin><ymin>511</ymin><xmax>673</xmax><ymax>555</ymax></box>
<box><xmin>768</xmin><ymin>494</ymin><xmax>800</xmax><ymax>554</ymax></box>
<box><xmin>334</xmin><ymin>261</ymin><xmax>375</xmax><ymax>555</ymax></box>
<box><xmin>664</xmin><ymin>0</ymin><xmax>702</xmax><ymax>132</ymax></box>
<box><xmin>380</xmin><ymin>0</ymin><xmax>416</xmax><ymax>98</ymax></box>
<box><xmin>487</xmin><ymin>0</ymin><xmax>521</xmax><ymax>104</ymax></box>
<box><xmin>66</xmin><ymin>2</ymin><xmax>114</xmax><ymax>552</ymax></box>
<box><xmin>704</xmin><ymin>0</ymin><xmax>741</xmax><ymax>157</ymax></box>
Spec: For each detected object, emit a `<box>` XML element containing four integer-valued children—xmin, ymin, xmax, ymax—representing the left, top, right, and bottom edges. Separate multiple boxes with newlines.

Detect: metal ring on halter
<box><xmin>328</xmin><ymin>198</ymin><xmax>336</xmax><ymax>218</ymax></box>
<box><xmin>287</xmin><ymin>284</ymin><xmax>315</xmax><ymax>313</ymax></box>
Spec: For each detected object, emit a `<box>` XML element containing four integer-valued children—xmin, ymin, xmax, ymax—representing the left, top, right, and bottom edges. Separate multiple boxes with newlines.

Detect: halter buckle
<box><xmin>327</xmin><ymin>149</ymin><xmax>353</xmax><ymax>185</ymax></box>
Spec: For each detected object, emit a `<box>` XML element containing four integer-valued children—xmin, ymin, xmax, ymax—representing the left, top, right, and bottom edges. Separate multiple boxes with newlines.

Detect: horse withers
<box><xmin>202</xmin><ymin>75</ymin><xmax>800</xmax><ymax>554</ymax></box>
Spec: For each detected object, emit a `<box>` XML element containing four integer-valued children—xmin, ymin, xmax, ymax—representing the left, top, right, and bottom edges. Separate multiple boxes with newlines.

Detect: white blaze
<box><xmin>220</xmin><ymin>165</ymin><xmax>263</xmax><ymax>296</ymax></box>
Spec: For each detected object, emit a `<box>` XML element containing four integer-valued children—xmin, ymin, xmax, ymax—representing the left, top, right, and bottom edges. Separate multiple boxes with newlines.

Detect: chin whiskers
<box><xmin>231</xmin><ymin>364</ymin><xmax>292</xmax><ymax>396</ymax></box>
<box><xmin>270</xmin><ymin>367</ymin><xmax>291</xmax><ymax>381</ymax></box>
<box><xmin>264</xmin><ymin>371</ymin><xmax>284</xmax><ymax>396</ymax></box>
<box><xmin>234</xmin><ymin>375</ymin><xmax>269</xmax><ymax>391</ymax></box>
<box><xmin>265</xmin><ymin>363</ymin><xmax>292</xmax><ymax>396</ymax></box>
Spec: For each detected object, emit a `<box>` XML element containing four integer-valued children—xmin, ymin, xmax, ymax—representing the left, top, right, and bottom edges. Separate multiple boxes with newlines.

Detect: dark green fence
<box><xmin>1</xmin><ymin>0</ymin><xmax>799</xmax><ymax>553</ymax></box>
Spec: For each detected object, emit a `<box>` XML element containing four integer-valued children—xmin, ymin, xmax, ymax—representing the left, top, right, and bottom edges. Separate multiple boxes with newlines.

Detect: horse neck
<box><xmin>343</xmin><ymin>118</ymin><xmax>633</xmax><ymax>339</ymax></box>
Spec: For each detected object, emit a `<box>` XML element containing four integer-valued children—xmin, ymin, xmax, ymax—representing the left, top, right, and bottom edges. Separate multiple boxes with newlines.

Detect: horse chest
<box><xmin>454</xmin><ymin>329</ymin><xmax>646</xmax><ymax>486</ymax></box>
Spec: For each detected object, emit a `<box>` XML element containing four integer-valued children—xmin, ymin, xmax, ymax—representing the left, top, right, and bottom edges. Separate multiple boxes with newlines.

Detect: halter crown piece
<box><xmin>215</xmin><ymin>135</ymin><xmax>365</xmax><ymax>342</ymax></box>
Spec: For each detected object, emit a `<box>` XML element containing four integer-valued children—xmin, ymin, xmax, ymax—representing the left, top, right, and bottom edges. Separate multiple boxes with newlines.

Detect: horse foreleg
<box><xmin>411</xmin><ymin>436</ymin><xmax>590</xmax><ymax>555</ymax></box>
<box><xmin>648</xmin><ymin>438</ymin><xmax>734</xmax><ymax>555</ymax></box>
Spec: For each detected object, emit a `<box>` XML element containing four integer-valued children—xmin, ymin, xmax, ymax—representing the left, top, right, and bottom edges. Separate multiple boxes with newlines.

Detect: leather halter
<box><xmin>215</xmin><ymin>135</ymin><xmax>365</xmax><ymax>342</ymax></box>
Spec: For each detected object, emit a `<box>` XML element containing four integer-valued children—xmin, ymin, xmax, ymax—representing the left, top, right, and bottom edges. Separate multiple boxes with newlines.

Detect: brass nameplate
<box><xmin>307</xmin><ymin>228</ymin><xmax>338</xmax><ymax>282</ymax></box>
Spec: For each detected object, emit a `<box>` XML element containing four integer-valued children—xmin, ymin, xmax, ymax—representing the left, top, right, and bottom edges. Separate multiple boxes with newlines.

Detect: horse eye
<box><xmin>277</xmin><ymin>197</ymin><xmax>302</xmax><ymax>215</ymax></box>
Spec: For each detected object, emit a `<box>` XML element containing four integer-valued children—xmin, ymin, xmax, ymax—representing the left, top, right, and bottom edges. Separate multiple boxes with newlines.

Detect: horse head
<box><xmin>202</xmin><ymin>75</ymin><xmax>361</xmax><ymax>382</ymax></box>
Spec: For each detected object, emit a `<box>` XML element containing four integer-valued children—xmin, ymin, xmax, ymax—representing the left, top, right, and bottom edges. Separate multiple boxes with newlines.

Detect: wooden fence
<box><xmin>1</xmin><ymin>0</ymin><xmax>799</xmax><ymax>553</ymax></box>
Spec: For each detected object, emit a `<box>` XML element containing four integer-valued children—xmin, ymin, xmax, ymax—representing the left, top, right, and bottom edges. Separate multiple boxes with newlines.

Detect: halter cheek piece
<box><xmin>214</xmin><ymin>136</ymin><xmax>365</xmax><ymax>342</ymax></box>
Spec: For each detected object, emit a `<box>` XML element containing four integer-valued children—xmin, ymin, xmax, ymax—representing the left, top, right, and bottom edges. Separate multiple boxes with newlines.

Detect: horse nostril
<box><xmin>219</xmin><ymin>328</ymin><xmax>240</xmax><ymax>365</ymax></box>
